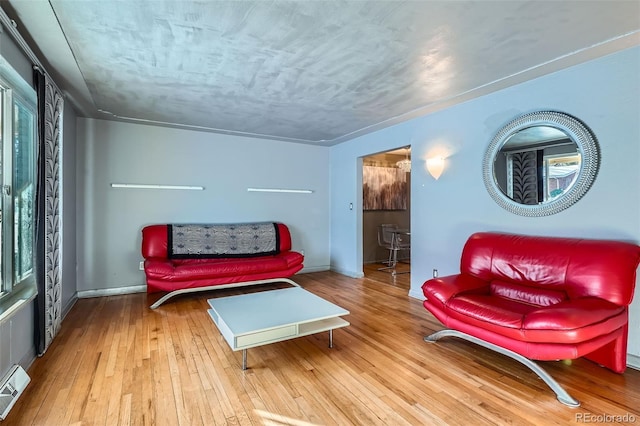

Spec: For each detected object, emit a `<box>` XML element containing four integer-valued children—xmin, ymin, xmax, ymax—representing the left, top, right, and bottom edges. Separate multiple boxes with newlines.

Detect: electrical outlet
<box><xmin>433</xmin><ymin>269</ymin><xmax>438</xmax><ymax>278</ymax></box>
<box><xmin>139</xmin><ymin>261</ymin><xmax>145</xmax><ymax>271</ymax></box>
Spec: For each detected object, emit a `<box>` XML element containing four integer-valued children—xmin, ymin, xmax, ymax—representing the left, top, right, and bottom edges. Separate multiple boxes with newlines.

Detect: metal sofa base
<box><xmin>424</xmin><ymin>329</ymin><xmax>580</xmax><ymax>407</ymax></box>
<box><xmin>150</xmin><ymin>277</ymin><xmax>300</xmax><ymax>309</ymax></box>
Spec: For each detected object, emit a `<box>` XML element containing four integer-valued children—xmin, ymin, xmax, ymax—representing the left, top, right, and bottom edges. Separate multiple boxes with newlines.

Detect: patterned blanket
<box><xmin>168</xmin><ymin>222</ymin><xmax>280</xmax><ymax>258</ymax></box>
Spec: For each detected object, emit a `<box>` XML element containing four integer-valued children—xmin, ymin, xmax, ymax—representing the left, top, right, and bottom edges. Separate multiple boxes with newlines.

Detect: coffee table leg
<box><xmin>329</xmin><ymin>329</ymin><xmax>333</xmax><ymax>348</ymax></box>
<box><xmin>242</xmin><ymin>349</ymin><xmax>248</xmax><ymax>370</ymax></box>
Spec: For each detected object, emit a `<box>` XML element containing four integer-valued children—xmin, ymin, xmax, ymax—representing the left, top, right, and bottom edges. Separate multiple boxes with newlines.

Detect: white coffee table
<box><xmin>207</xmin><ymin>285</ymin><xmax>350</xmax><ymax>370</ymax></box>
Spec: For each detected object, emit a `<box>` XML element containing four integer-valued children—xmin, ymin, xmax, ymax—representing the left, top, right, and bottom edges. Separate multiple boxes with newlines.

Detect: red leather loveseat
<box><xmin>422</xmin><ymin>232</ymin><xmax>640</xmax><ymax>407</ymax></box>
<box><xmin>142</xmin><ymin>222</ymin><xmax>304</xmax><ymax>308</ymax></box>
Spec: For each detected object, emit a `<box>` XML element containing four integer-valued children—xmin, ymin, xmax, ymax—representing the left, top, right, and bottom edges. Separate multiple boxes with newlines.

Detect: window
<box><xmin>0</xmin><ymin>57</ymin><xmax>37</xmax><ymax>319</ymax></box>
<box><xmin>544</xmin><ymin>153</ymin><xmax>581</xmax><ymax>201</ymax></box>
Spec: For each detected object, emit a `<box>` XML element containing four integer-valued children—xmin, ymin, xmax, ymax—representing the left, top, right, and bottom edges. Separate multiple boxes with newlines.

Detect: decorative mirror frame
<box><xmin>482</xmin><ymin>111</ymin><xmax>600</xmax><ymax>217</ymax></box>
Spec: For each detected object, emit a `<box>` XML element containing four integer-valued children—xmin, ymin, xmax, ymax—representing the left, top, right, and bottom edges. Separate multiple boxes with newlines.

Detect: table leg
<box><xmin>242</xmin><ymin>349</ymin><xmax>247</xmax><ymax>370</ymax></box>
<box><xmin>329</xmin><ymin>329</ymin><xmax>333</xmax><ymax>348</ymax></box>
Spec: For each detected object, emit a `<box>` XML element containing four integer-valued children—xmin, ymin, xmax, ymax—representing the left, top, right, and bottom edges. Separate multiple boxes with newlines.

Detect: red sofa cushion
<box><xmin>443</xmin><ymin>293</ymin><xmax>626</xmax><ymax>343</ymax></box>
<box><xmin>145</xmin><ymin>252</ymin><xmax>304</xmax><ymax>281</ymax></box>
<box><xmin>448</xmin><ymin>294</ymin><xmax>536</xmax><ymax>328</ymax></box>
<box><xmin>490</xmin><ymin>280</ymin><xmax>567</xmax><ymax>306</ymax></box>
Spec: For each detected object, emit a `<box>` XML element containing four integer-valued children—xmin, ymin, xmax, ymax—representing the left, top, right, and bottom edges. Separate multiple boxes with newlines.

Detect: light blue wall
<box><xmin>330</xmin><ymin>46</ymin><xmax>640</xmax><ymax>357</ymax></box>
<box><xmin>76</xmin><ymin>119</ymin><xmax>331</xmax><ymax>292</ymax></box>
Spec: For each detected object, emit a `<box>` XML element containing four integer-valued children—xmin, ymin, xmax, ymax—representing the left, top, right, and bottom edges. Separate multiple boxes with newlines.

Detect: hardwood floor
<box><xmin>362</xmin><ymin>261</ymin><xmax>411</xmax><ymax>289</ymax></box>
<box><xmin>6</xmin><ymin>270</ymin><xmax>640</xmax><ymax>425</ymax></box>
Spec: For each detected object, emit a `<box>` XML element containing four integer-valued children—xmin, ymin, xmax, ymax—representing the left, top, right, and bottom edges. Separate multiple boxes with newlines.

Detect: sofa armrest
<box><xmin>143</xmin><ymin>258</ymin><xmax>175</xmax><ymax>278</ymax></box>
<box><xmin>422</xmin><ymin>274</ymin><xmax>489</xmax><ymax>309</ymax></box>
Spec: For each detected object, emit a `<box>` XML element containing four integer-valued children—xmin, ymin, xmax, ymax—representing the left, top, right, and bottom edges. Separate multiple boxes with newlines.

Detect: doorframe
<box><xmin>358</xmin><ymin>145</ymin><xmax>412</xmax><ymax>275</ymax></box>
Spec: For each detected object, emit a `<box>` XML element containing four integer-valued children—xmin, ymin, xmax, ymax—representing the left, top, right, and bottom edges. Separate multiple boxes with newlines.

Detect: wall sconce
<box><xmin>426</xmin><ymin>157</ymin><xmax>445</xmax><ymax>180</ymax></box>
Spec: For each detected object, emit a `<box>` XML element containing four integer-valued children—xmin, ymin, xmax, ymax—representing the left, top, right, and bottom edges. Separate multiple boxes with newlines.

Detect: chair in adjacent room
<box><xmin>377</xmin><ymin>224</ymin><xmax>398</xmax><ymax>271</ymax></box>
<box><xmin>393</xmin><ymin>230</ymin><xmax>411</xmax><ymax>272</ymax></box>
<box><xmin>377</xmin><ymin>224</ymin><xmax>410</xmax><ymax>273</ymax></box>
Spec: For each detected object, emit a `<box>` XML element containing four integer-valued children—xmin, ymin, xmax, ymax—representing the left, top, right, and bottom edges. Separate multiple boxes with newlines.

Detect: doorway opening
<box><xmin>361</xmin><ymin>146</ymin><xmax>411</xmax><ymax>288</ymax></box>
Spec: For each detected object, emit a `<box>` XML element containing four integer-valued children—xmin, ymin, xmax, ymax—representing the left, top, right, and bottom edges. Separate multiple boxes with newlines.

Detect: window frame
<box><xmin>0</xmin><ymin>57</ymin><xmax>38</xmax><ymax>323</ymax></box>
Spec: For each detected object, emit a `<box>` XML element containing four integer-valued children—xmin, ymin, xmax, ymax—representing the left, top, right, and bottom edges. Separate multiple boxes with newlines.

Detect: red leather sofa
<box><xmin>142</xmin><ymin>222</ymin><xmax>304</xmax><ymax>308</ymax></box>
<box><xmin>422</xmin><ymin>232</ymin><xmax>640</xmax><ymax>406</ymax></box>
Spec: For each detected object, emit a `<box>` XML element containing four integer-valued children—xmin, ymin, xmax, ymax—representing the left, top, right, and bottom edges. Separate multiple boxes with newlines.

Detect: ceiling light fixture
<box><xmin>396</xmin><ymin>147</ymin><xmax>411</xmax><ymax>172</ymax></box>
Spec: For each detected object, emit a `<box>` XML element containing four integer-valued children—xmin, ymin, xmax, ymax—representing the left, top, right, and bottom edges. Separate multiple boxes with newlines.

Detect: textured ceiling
<box><xmin>6</xmin><ymin>1</ymin><xmax>640</xmax><ymax>145</ymax></box>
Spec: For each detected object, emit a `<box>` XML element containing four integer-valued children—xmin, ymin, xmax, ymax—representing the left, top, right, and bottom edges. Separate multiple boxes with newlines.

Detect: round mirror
<box><xmin>483</xmin><ymin>111</ymin><xmax>599</xmax><ymax>216</ymax></box>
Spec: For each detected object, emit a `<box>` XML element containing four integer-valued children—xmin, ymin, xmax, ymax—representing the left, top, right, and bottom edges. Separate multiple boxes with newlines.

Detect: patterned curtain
<box><xmin>509</xmin><ymin>151</ymin><xmax>539</xmax><ymax>205</ymax></box>
<box><xmin>33</xmin><ymin>68</ymin><xmax>63</xmax><ymax>355</ymax></box>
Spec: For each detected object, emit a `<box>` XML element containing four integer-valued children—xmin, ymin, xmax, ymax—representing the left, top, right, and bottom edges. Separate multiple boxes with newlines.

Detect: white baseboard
<box><xmin>299</xmin><ymin>265</ymin><xmax>331</xmax><ymax>274</ymax></box>
<box><xmin>627</xmin><ymin>354</ymin><xmax>640</xmax><ymax>370</ymax></box>
<box><xmin>62</xmin><ymin>296</ymin><xmax>77</xmax><ymax>320</ymax></box>
<box><xmin>77</xmin><ymin>285</ymin><xmax>146</xmax><ymax>299</ymax></box>
<box><xmin>330</xmin><ymin>267</ymin><xmax>364</xmax><ymax>278</ymax></box>
<box><xmin>408</xmin><ymin>288</ymin><xmax>425</xmax><ymax>300</ymax></box>
<box><xmin>19</xmin><ymin>347</ymin><xmax>36</xmax><ymax>372</ymax></box>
